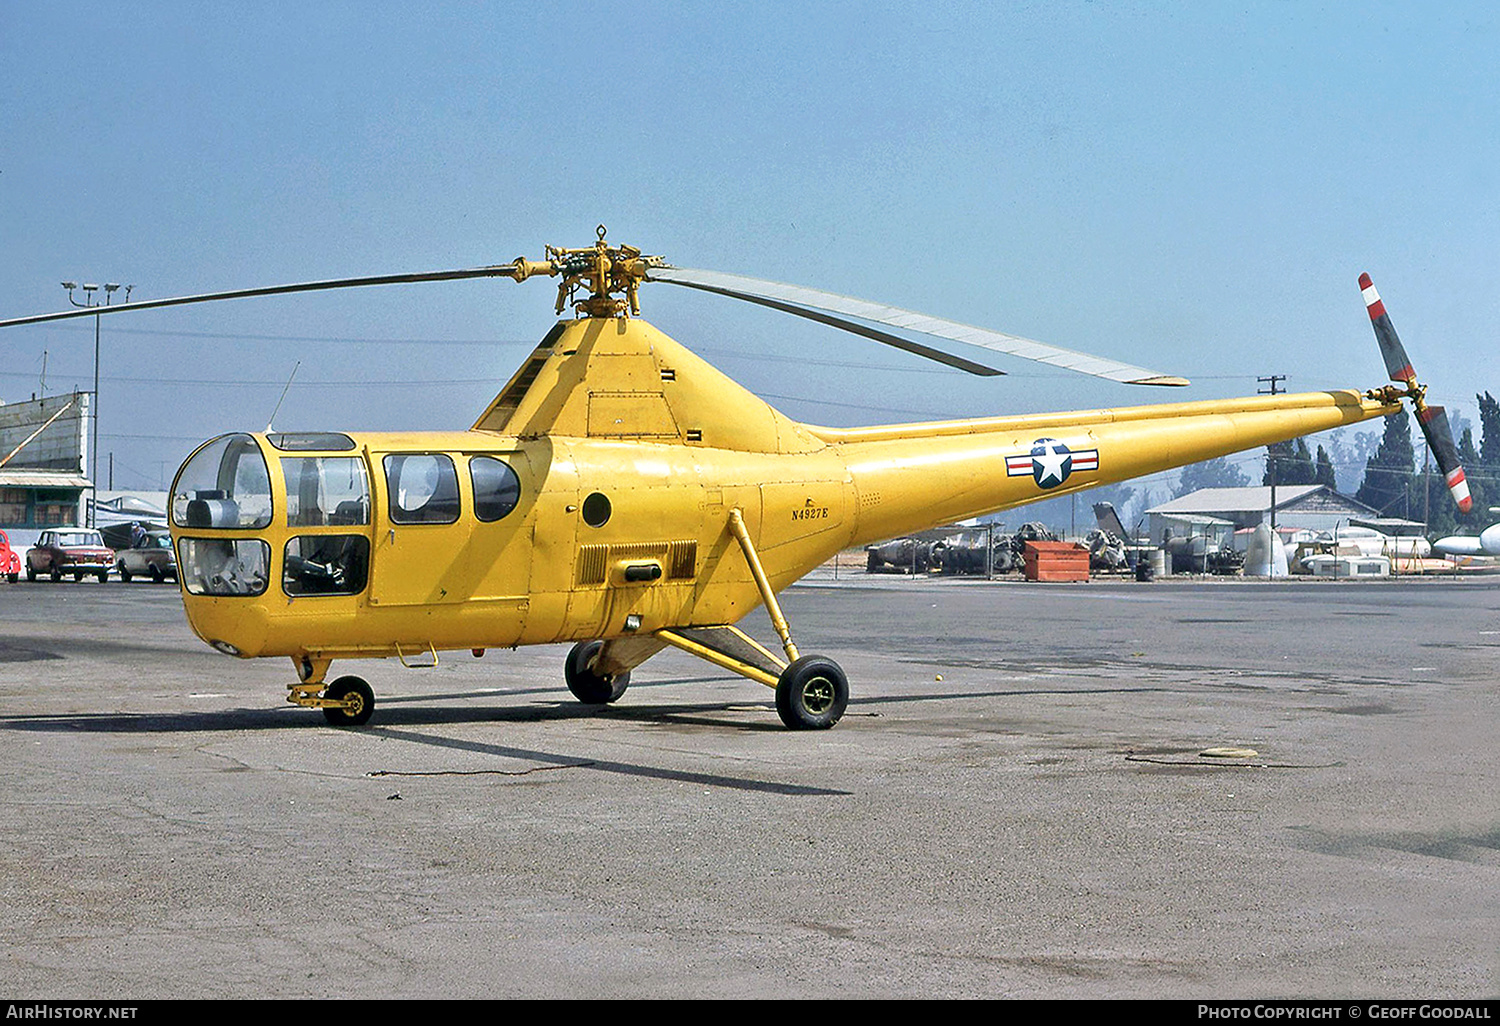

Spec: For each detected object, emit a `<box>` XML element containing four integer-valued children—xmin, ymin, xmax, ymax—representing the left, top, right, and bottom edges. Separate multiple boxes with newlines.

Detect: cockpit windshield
<box><xmin>172</xmin><ymin>434</ymin><xmax>273</xmax><ymax>530</ymax></box>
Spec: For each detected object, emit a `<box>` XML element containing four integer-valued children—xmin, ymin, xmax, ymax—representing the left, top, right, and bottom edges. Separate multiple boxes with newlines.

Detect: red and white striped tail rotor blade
<box><xmin>1359</xmin><ymin>272</ymin><xmax>1417</xmax><ymax>386</ymax></box>
<box><xmin>1416</xmin><ymin>404</ymin><xmax>1474</xmax><ymax>513</ymax></box>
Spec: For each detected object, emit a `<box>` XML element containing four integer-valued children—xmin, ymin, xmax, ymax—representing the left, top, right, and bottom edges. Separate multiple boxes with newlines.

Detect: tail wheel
<box><xmin>322</xmin><ymin>675</ymin><xmax>375</xmax><ymax>727</ymax></box>
<box><xmin>775</xmin><ymin>655</ymin><xmax>849</xmax><ymax>730</ymax></box>
<box><xmin>565</xmin><ymin>640</ymin><xmax>629</xmax><ymax>704</ymax></box>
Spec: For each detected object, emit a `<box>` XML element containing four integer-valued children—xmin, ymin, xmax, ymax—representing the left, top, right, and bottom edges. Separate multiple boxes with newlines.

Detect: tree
<box><xmin>1480</xmin><ymin>392</ymin><xmax>1500</xmax><ymax>468</ymax></box>
<box><xmin>1266</xmin><ymin>437</ymin><xmax>1318</xmax><ymax>487</ymax></box>
<box><xmin>1314</xmin><ymin>445</ymin><xmax>1337</xmax><ymax>488</ymax></box>
<box><xmin>1264</xmin><ymin>441</ymin><xmax>1292</xmax><ymax>486</ymax></box>
<box><xmin>1175</xmin><ymin>456</ymin><xmax>1249</xmax><ymax>498</ymax></box>
<box><xmin>1356</xmin><ymin>410</ymin><xmax>1415</xmax><ymax>515</ymax></box>
<box><xmin>1458</xmin><ymin>425</ymin><xmax>1479</xmax><ymax>468</ymax></box>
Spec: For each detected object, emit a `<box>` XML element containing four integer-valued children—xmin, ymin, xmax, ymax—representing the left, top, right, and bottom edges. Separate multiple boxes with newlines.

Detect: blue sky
<box><xmin>2</xmin><ymin>2</ymin><xmax>1495</xmax><ymax>493</ymax></box>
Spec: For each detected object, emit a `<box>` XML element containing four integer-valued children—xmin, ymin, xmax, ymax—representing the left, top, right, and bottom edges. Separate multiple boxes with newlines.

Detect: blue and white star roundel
<box><xmin>1005</xmin><ymin>438</ymin><xmax>1099</xmax><ymax>488</ymax></box>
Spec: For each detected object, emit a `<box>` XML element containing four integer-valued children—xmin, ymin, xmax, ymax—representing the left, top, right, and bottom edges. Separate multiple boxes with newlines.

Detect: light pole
<box><xmin>62</xmin><ymin>280</ymin><xmax>132</xmax><ymax>527</ymax></box>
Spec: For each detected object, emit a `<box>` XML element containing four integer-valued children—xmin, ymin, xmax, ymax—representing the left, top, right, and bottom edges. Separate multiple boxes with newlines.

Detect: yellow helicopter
<box><xmin>0</xmin><ymin>230</ymin><xmax>1470</xmax><ymax>729</ymax></box>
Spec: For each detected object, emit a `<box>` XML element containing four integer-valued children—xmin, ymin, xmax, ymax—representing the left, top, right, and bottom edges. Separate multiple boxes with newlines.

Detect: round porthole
<box><xmin>582</xmin><ymin>492</ymin><xmax>612</xmax><ymax>528</ymax></box>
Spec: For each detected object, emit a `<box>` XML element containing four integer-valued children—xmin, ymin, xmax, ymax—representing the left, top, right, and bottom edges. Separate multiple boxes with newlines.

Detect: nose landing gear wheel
<box><xmin>322</xmin><ymin>675</ymin><xmax>375</xmax><ymax>726</ymax></box>
<box><xmin>565</xmin><ymin>640</ymin><xmax>630</xmax><ymax>704</ymax></box>
<box><xmin>775</xmin><ymin>655</ymin><xmax>848</xmax><ymax>730</ymax></box>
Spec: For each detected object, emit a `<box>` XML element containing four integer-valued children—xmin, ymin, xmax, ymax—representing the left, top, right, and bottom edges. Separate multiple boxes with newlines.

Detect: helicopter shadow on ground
<box><xmin>0</xmin><ymin>694</ymin><xmax>775</xmax><ymax>735</ymax></box>
<box><xmin>363</xmin><ymin>725</ymin><xmax>849</xmax><ymax>796</ymax></box>
<box><xmin>0</xmin><ymin>678</ymin><xmax>1189</xmax><ymax>798</ymax></box>
<box><xmin>0</xmin><ymin>672</ymin><xmax>1182</xmax><ymax>740</ymax></box>
<box><xmin>0</xmin><ymin>694</ymin><xmax>847</xmax><ymax>798</ymax></box>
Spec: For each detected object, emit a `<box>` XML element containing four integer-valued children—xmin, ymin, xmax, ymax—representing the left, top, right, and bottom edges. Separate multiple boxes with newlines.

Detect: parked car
<box><xmin>0</xmin><ymin>530</ymin><xmax>20</xmax><ymax>582</ymax></box>
<box><xmin>116</xmin><ymin>530</ymin><xmax>177</xmax><ymax>583</ymax></box>
<box><xmin>26</xmin><ymin>529</ymin><xmax>114</xmax><ymax>582</ymax></box>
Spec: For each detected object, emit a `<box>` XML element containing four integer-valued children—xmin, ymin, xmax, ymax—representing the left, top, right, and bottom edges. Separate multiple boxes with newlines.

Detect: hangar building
<box><xmin>0</xmin><ymin>392</ymin><xmax>93</xmax><ymax>548</ymax></box>
<box><xmin>1145</xmin><ymin>485</ymin><xmax>1382</xmax><ymax>547</ymax></box>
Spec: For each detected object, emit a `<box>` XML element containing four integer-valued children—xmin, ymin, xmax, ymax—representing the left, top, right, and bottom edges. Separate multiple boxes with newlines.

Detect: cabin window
<box><xmin>470</xmin><ymin>456</ymin><xmax>522</xmax><ymax>522</ymax></box>
<box><xmin>383</xmin><ymin>454</ymin><xmax>460</xmax><ymax>524</ymax></box>
<box><xmin>282</xmin><ymin>457</ymin><xmax>370</xmax><ymax>527</ymax></box>
<box><xmin>180</xmin><ymin>538</ymin><xmax>270</xmax><ymax>596</ymax></box>
<box><xmin>172</xmin><ymin>434</ymin><xmax>273</xmax><ymax>530</ymax></box>
<box><xmin>283</xmin><ymin>535</ymin><xmax>370</xmax><ymax>596</ymax></box>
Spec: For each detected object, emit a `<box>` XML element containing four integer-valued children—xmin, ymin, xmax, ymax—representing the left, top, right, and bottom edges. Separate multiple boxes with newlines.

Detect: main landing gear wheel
<box><xmin>322</xmin><ymin>675</ymin><xmax>375</xmax><ymax>726</ymax></box>
<box><xmin>565</xmin><ymin>640</ymin><xmax>629</xmax><ymax>704</ymax></box>
<box><xmin>775</xmin><ymin>655</ymin><xmax>849</xmax><ymax>730</ymax></box>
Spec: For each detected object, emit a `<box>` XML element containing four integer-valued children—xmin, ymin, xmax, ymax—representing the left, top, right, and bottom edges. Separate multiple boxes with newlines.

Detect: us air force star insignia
<box><xmin>1004</xmin><ymin>438</ymin><xmax>1100</xmax><ymax>489</ymax></box>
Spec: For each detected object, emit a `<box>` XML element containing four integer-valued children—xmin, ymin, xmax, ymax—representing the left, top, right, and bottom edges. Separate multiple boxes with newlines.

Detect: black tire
<box><xmin>322</xmin><ymin>675</ymin><xmax>375</xmax><ymax>727</ymax></box>
<box><xmin>148</xmin><ymin>565</ymin><xmax>163</xmax><ymax>583</ymax></box>
<box><xmin>775</xmin><ymin>655</ymin><xmax>849</xmax><ymax>730</ymax></box>
<box><xmin>49</xmin><ymin>568</ymin><xmax>60</xmax><ymax>582</ymax></box>
<box><xmin>565</xmin><ymin>640</ymin><xmax>629</xmax><ymax>703</ymax></box>
<box><xmin>95</xmin><ymin>570</ymin><xmax>107</xmax><ymax>583</ymax></box>
<box><xmin>6</xmin><ymin>573</ymin><xmax>15</xmax><ymax>584</ymax></box>
<box><xmin>118</xmin><ymin>562</ymin><xmax>132</xmax><ymax>583</ymax></box>
<box><xmin>26</xmin><ymin>565</ymin><xmax>36</xmax><ymax>582</ymax></box>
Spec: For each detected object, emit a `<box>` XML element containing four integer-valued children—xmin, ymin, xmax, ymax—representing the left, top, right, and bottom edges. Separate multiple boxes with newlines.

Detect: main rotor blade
<box><xmin>648</xmin><ymin>266</ymin><xmax>1189</xmax><ymax>386</ymax></box>
<box><xmin>0</xmin><ymin>263</ymin><xmax>525</xmax><ymax>330</ymax></box>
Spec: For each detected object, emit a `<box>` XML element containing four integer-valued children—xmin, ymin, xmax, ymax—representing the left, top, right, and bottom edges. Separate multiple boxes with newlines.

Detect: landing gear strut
<box><xmin>652</xmin><ymin>507</ymin><xmax>851</xmax><ymax>730</ymax></box>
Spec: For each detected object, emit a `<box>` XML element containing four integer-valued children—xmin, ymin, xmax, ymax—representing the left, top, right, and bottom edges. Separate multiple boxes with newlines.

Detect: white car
<box><xmin>116</xmin><ymin>530</ymin><xmax>178</xmax><ymax>583</ymax></box>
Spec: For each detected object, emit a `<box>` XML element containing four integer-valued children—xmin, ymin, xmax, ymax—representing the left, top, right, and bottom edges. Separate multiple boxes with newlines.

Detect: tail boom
<box><xmin>824</xmin><ymin>389</ymin><xmax>1400</xmax><ymax>546</ymax></box>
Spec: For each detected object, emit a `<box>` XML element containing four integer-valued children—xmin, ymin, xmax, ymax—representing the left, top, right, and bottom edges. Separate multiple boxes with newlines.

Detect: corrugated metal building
<box><xmin>1146</xmin><ymin>486</ymin><xmax>1382</xmax><ymax>547</ymax></box>
<box><xmin>0</xmin><ymin>392</ymin><xmax>92</xmax><ymax>548</ymax></box>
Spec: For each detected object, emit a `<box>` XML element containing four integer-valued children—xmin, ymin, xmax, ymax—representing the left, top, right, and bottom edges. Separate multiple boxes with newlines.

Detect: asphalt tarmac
<box><xmin>0</xmin><ymin>573</ymin><xmax>1496</xmax><ymax>999</ymax></box>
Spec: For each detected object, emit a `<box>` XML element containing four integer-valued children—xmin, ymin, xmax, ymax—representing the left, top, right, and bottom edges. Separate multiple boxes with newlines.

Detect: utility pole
<box><xmin>1259</xmin><ymin>374</ymin><xmax>1286</xmax><ymax>532</ymax></box>
<box><xmin>62</xmin><ymin>280</ymin><xmax>132</xmax><ymax>526</ymax></box>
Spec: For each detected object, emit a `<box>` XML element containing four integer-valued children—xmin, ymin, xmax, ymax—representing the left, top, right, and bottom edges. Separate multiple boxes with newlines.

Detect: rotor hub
<box><xmin>514</xmin><ymin>225</ymin><xmax>663</xmax><ymax>318</ymax></box>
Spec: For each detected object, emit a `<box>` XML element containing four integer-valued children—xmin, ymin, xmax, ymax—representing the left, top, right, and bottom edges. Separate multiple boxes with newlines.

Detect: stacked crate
<box><xmin>1022</xmin><ymin>540</ymin><xmax>1090</xmax><ymax>582</ymax></box>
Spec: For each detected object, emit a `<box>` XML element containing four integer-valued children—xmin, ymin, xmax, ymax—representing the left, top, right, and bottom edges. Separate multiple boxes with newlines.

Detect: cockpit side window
<box><xmin>282</xmin><ymin>535</ymin><xmax>370</xmax><ymax>596</ymax></box>
<box><xmin>383</xmin><ymin>454</ymin><xmax>460</xmax><ymax>525</ymax></box>
<box><xmin>282</xmin><ymin>457</ymin><xmax>370</xmax><ymax>528</ymax></box>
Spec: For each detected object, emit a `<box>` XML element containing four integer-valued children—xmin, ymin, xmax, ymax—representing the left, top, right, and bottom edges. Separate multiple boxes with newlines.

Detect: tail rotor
<box><xmin>1359</xmin><ymin>273</ymin><xmax>1472</xmax><ymax>513</ymax></box>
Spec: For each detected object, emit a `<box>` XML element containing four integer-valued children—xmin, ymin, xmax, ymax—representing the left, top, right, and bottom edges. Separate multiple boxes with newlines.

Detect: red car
<box><xmin>0</xmin><ymin>530</ymin><xmax>20</xmax><ymax>583</ymax></box>
<box><xmin>26</xmin><ymin>529</ymin><xmax>115</xmax><ymax>582</ymax></box>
